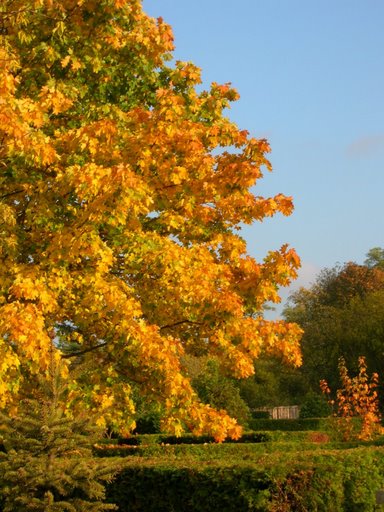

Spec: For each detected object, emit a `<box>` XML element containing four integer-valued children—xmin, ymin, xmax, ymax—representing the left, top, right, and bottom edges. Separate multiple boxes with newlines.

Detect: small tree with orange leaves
<box><xmin>320</xmin><ymin>357</ymin><xmax>383</xmax><ymax>441</ymax></box>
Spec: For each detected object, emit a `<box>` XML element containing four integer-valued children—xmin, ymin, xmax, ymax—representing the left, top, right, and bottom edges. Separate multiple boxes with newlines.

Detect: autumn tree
<box><xmin>0</xmin><ymin>0</ymin><xmax>301</xmax><ymax>441</ymax></box>
<box><xmin>284</xmin><ymin>258</ymin><xmax>384</xmax><ymax>397</ymax></box>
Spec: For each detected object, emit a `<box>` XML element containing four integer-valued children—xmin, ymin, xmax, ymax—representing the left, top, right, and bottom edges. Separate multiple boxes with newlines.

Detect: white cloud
<box><xmin>290</xmin><ymin>261</ymin><xmax>320</xmax><ymax>291</ymax></box>
<box><xmin>346</xmin><ymin>134</ymin><xmax>384</xmax><ymax>158</ymax></box>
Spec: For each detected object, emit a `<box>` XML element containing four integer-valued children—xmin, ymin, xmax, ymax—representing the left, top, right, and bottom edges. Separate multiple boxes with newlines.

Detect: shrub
<box><xmin>157</xmin><ymin>432</ymin><xmax>270</xmax><ymax>445</ymax></box>
<box><xmin>299</xmin><ymin>392</ymin><xmax>331</xmax><ymax>419</ymax></box>
<box><xmin>270</xmin><ymin>448</ymin><xmax>384</xmax><ymax>511</ymax></box>
<box><xmin>321</xmin><ymin>357</ymin><xmax>384</xmax><ymax>441</ymax></box>
<box><xmin>133</xmin><ymin>413</ymin><xmax>162</xmax><ymax>435</ymax></box>
<box><xmin>248</xmin><ymin>418</ymin><xmax>326</xmax><ymax>431</ymax></box>
<box><xmin>252</xmin><ymin>410</ymin><xmax>270</xmax><ymax>419</ymax></box>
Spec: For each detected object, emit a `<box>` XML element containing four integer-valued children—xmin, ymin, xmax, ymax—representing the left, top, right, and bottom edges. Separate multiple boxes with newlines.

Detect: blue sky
<box><xmin>142</xmin><ymin>0</ymin><xmax>384</xmax><ymax>314</ymax></box>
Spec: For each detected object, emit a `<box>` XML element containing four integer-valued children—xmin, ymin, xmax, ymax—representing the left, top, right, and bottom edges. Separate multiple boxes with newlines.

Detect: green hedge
<box><xmin>248</xmin><ymin>417</ymin><xmax>328</xmax><ymax>431</ymax></box>
<box><xmin>96</xmin><ymin>440</ymin><xmax>274</xmax><ymax>459</ymax></box>
<box><xmin>117</xmin><ymin>431</ymin><xmax>270</xmax><ymax>446</ymax></box>
<box><xmin>270</xmin><ymin>447</ymin><xmax>384</xmax><ymax>511</ymax></box>
<box><xmin>95</xmin><ymin>436</ymin><xmax>378</xmax><ymax>460</ymax></box>
<box><xmin>106</xmin><ymin>446</ymin><xmax>384</xmax><ymax>511</ymax></box>
<box><xmin>106</xmin><ymin>464</ymin><xmax>272</xmax><ymax>512</ymax></box>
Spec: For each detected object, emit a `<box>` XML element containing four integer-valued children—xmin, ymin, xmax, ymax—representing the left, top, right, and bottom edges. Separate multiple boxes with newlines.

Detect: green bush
<box><xmin>299</xmin><ymin>391</ymin><xmax>332</xmax><ymax>419</ymax></box>
<box><xmin>270</xmin><ymin>448</ymin><xmax>384</xmax><ymax>511</ymax></box>
<box><xmin>133</xmin><ymin>414</ymin><xmax>161</xmax><ymax>435</ymax></box>
<box><xmin>251</xmin><ymin>410</ymin><xmax>270</xmax><ymax>419</ymax></box>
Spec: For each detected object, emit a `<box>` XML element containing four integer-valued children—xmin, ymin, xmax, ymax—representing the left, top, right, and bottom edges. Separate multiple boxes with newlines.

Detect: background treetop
<box><xmin>284</xmin><ymin>250</ymin><xmax>384</xmax><ymax>402</ymax></box>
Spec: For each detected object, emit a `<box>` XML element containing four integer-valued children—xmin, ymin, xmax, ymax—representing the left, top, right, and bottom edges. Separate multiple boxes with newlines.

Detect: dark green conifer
<box><xmin>0</xmin><ymin>359</ymin><xmax>120</xmax><ymax>511</ymax></box>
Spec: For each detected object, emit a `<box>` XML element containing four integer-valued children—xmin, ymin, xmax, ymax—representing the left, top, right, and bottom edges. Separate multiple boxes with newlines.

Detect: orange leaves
<box><xmin>162</xmin><ymin>382</ymin><xmax>242</xmax><ymax>442</ymax></box>
<box><xmin>0</xmin><ymin>51</ymin><xmax>19</xmax><ymax>95</ymax></box>
<box><xmin>249</xmin><ymin>194</ymin><xmax>294</xmax><ymax>221</ymax></box>
<box><xmin>62</xmin><ymin>119</ymin><xmax>119</xmax><ymax>158</ymax></box>
<box><xmin>108</xmin><ymin>7</ymin><xmax>174</xmax><ymax>64</ymax></box>
<box><xmin>39</xmin><ymin>85</ymin><xmax>74</xmax><ymax>115</ymax></box>
<box><xmin>0</xmin><ymin>202</ymin><xmax>17</xmax><ymax>258</ymax></box>
<box><xmin>244</xmin><ymin>137</ymin><xmax>272</xmax><ymax>169</ymax></box>
<box><xmin>9</xmin><ymin>274</ymin><xmax>57</xmax><ymax>313</ymax></box>
<box><xmin>210</xmin><ymin>82</ymin><xmax>240</xmax><ymax>103</ymax></box>
<box><xmin>0</xmin><ymin>49</ymin><xmax>58</xmax><ymax>166</ymax></box>
<box><xmin>259</xmin><ymin>319</ymin><xmax>303</xmax><ymax>367</ymax></box>
<box><xmin>261</xmin><ymin>245</ymin><xmax>301</xmax><ymax>292</ymax></box>
<box><xmin>68</xmin><ymin>163</ymin><xmax>115</xmax><ymax>199</ymax></box>
<box><xmin>169</xmin><ymin>165</ymin><xmax>189</xmax><ymax>185</ymax></box>
<box><xmin>187</xmin><ymin>405</ymin><xmax>242</xmax><ymax>443</ymax></box>
<box><xmin>173</xmin><ymin>61</ymin><xmax>202</xmax><ymax>86</ymax></box>
<box><xmin>0</xmin><ymin>0</ymin><xmax>303</xmax><ymax>440</ymax></box>
<box><xmin>321</xmin><ymin>357</ymin><xmax>383</xmax><ymax>440</ymax></box>
<box><xmin>273</xmin><ymin>193</ymin><xmax>295</xmax><ymax>216</ymax></box>
<box><xmin>0</xmin><ymin>302</ymin><xmax>52</xmax><ymax>369</ymax></box>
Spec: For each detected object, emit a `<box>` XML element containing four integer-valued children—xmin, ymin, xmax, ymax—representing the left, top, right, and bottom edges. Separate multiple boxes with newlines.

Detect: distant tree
<box><xmin>238</xmin><ymin>356</ymin><xmax>307</xmax><ymax>409</ymax></box>
<box><xmin>365</xmin><ymin>247</ymin><xmax>384</xmax><ymax>270</ymax></box>
<box><xmin>191</xmin><ymin>359</ymin><xmax>251</xmax><ymax>427</ymax></box>
<box><xmin>310</xmin><ymin>261</ymin><xmax>384</xmax><ymax>308</ymax></box>
<box><xmin>284</xmin><ymin>254</ymin><xmax>384</xmax><ymax>398</ymax></box>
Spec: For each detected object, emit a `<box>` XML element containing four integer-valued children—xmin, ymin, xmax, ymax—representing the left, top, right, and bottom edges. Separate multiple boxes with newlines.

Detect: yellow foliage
<box><xmin>0</xmin><ymin>0</ymin><xmax>302</xmax><ymax>440</ymax></box>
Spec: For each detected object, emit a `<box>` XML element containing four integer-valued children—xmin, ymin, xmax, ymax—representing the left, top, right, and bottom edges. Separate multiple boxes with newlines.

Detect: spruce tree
<box><xmin>0</xmin><ymin>361</ymin><xmax>120</xmax><ymax>512</ymax></box>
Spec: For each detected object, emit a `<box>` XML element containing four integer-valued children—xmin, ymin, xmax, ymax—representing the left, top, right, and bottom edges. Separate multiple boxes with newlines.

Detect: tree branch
<box><xmin>160</xmin><ymin>319</ymin><xmax>203</xmax><ymax>331</ymax></box>
<box><xmin>61</xmin><ymin>341</ymin><xmax>108</xmax><ymax>358</ymax></box>
<box><xmin>0</xmin><ymin>189</ymin><xmax>25</xmax><ymax>200</ymax></box>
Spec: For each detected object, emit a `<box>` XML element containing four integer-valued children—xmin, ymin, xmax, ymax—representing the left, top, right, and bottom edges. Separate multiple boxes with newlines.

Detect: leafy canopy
<box><xmin>0</xmin><ymin>0</ymin><xmax>301</xmax><ymax>440</ymax></box>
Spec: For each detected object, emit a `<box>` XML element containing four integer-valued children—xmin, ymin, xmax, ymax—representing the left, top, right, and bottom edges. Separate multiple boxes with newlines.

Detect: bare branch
<box><xmin>160</xmin><ymin>319</ymin><xmax>203</xmax><ymax>331</ymax></box>
<box><xmin>0</xmin><ymin>189</ymin><xmax>24</xmax><ymax>200</ymax></box>
<box><xmin>61</xmin><ymin>341</ymin><xmax>108</xmax><ymax>359</ymax></box>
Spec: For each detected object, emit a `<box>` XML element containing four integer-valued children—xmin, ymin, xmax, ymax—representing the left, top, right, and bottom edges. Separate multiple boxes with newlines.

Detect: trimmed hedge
<box><xmin>96</xmin><ymin>436</ymin><xmax>378</xmax><ymax>460</ymax></box>
<box><xmin>105</xmin><ymin>446</ymin><xmax>384</xmax><ymax>511</ymax></box>
<box><xmin>117</xmin><ymin>431</ymin><xmax>270</xmax><ymax>446</ymax></box>
<box><xmin>96</xmin><ymin>440</ymin><xmax>275</xmax><ymax>459</ymax></box>
<box><xmin>270</xmin><ymin>447</ymin><xmax>384</xmax><ymax>511</ymax></box>
<box><xmin>248</xmin><ymin>417</ymin><xmax>328</xmax><ymax>431</ymax></box>
<box><xmin>106</xmin><ymin>464</ymin><xmax>272</xmax><ymax>512</ymax></box>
